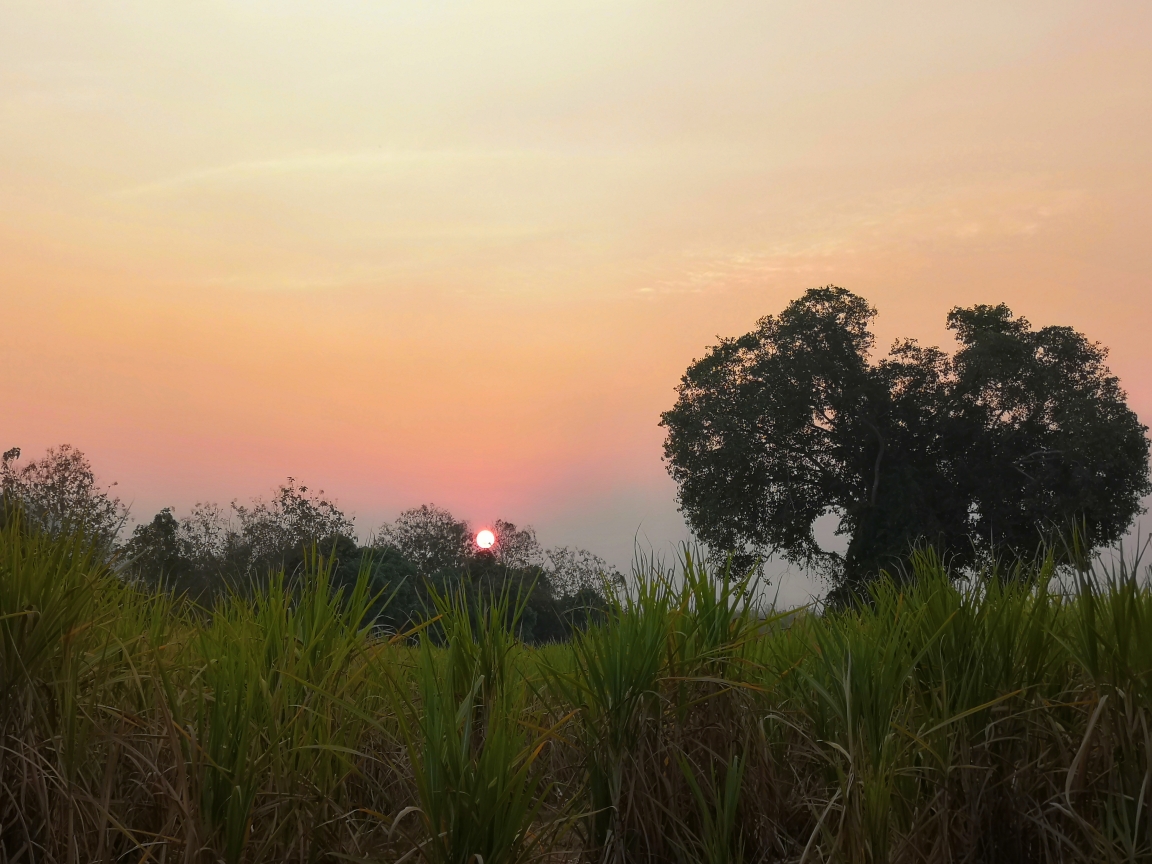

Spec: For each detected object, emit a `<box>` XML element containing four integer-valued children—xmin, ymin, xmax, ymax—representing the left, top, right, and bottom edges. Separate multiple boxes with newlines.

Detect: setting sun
<box><xmin>475</xmin><ymin>529</ymin><xmax>496</xmax><ymax>550</ymax></box>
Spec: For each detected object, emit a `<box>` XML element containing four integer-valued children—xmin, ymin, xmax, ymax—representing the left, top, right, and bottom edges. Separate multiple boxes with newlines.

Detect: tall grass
<box><xmin>2</xmin><ymin>514</ymin><xmax>1151</xmax><ymax>863</ymax></box>
<box><xmin>388</xmin><ymin>583</ymin><xmax>560</xmax><ymax>864</ymax></box>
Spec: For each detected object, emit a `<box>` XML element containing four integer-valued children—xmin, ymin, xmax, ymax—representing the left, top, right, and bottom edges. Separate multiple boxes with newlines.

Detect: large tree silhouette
<box><xmin>660</xmin><ymin>286</ymin><xmax>1150</xmax><ymax>587</ymax></box>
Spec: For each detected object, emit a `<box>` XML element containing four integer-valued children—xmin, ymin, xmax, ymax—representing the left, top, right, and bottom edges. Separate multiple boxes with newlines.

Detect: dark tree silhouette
<box><xmin>121</xmin><ymin>508</ymin><xmax>201</xmax><ymax>594</ymax></box>
<box><xmin>123</xmin><ymin>491</ymin><xmax>619</xmax><ymax>641</ymax></box>
<box><xmin>231</xmin><ymin>478</ymin><xmax>355</xmax><ymax>579</ymax></box>
<box><xmin>124</xmin><ymin>480</ymin><xmax>356</xmax><ymax>596</ymax></box>
<box><xmin>375</xmin><ymin>505</ymin><xmax>620</xmax><ymax>640</ymax></box>
<box><xmin>660</xmin><ymin>286</ymin><xmax>1151</xmax><ymax>588</ymax></box>
<box><xmin>1</xmin><ymin>445</ymin><xmax>128</xmax><ymax>550</ymax></box>
<box><xmin>376</xmin><ymin>504</ymin><xmax>472</xmax><ymax>575</ymax></box>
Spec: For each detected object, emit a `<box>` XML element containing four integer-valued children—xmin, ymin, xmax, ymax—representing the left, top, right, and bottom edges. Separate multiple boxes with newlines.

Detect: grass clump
<box><xmin>389</xmin><ymin>585</ymin><xmax>560</xmax><ymax>864</ymax></box>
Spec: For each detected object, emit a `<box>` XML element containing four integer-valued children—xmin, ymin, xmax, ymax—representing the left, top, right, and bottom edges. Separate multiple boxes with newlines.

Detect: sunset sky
<box><xmin>3</xmin><ymin>2</ymin><xmax>1151</xmax><ymax>600</ymax></box>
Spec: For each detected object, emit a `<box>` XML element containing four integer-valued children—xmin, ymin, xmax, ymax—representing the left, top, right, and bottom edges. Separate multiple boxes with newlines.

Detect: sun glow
<box><xmin>475</xmin><ymin>529</ymin><xmax>496</xmax><ymax>550</ymax></box>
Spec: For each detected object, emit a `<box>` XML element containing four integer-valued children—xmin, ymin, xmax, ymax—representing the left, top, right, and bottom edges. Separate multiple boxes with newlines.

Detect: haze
<box><xmin>3</xmin><ymin>2</ymin><xmax>1151</xmax><ymax>599</ymax></box>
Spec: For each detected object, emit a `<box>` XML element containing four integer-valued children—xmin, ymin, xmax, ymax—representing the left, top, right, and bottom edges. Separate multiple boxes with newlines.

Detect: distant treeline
<box><xmin>1</xmin><ymin>444</ymin><xmax>620</xmax><ymax>642</ymax></box>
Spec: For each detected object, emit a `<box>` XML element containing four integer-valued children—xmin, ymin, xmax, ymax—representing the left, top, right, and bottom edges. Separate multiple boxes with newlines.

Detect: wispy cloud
<box><xmin>112</xmin><ymin>148</ymin><xmax>565</xmax><ymax>198</ymax></box>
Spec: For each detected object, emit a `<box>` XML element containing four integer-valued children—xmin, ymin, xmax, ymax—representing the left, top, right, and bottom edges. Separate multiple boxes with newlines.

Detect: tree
<box><xmin>490</xmin><ymin>519</ymin><xmax>544</xmax><ymax>569</ymax></box>
<box><xmin>376</xmin><ymin>504</ymin><xmax>472</xmax><ymax>575</ymax></box>
<box><xmin>123</xmin><ymin>481</ymin><xmax>356</xmax><ymax>596</ymax></box>
<box><xmin>660</xmin><ymin>286</ymin><xmax>1151</xmax><ymax>588</ymax></box>
<box><xmin>1</xmin><ymin>445</ymin><xmax>128</xmax><ymax>549</ymax></box>
<box><xmin>231</xmin><ymin>478</ymin><xmax>356</xmax><ymax>577</ymax></box>
<box><xmin>122</xmin><ymin>508</ymin><xmax>196</xmax><ymax>590</ymax></box>
<box><xmin>179</xmin><ymin>502</ymin><xmax>241</xmax><ymax>571</ymax></box>
<box><xmin>545</xmin><ymin>546</ymin><xmax>623</xmax><ymax>597</ymax></box>
<box><xmin>121</xmin><ymin>507</ymin><xmax>237</xmax><ymax>599</ymax></box>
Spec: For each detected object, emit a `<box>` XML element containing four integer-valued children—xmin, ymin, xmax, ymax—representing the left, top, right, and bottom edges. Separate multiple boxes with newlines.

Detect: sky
<box><xmin>3</xmin><ymin>2</ymin><xmax>1151</xmax><ymax>603</ymax></box>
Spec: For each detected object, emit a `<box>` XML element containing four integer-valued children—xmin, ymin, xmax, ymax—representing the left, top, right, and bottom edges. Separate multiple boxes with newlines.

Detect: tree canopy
<box><xmin>660</xmin><ymin>286</ymin><xmax>1151</xmax><ymax>587</ymax></box>
<box><xmin>120</xmin><ymin>479</ymin><xmax>358</xmax><ymax>597</ymax></box>
<box><xmin>1</xmin><ymin>445</ymin><xmax>128</xmax><ymax>549</ymax></box>
<box><xmin>113</xmin><ymin>484</ymin><xmax>620</xmax><ymax>641</ymax></box>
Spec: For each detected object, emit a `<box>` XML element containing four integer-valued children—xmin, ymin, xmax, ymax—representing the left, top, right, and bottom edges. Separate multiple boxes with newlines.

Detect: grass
<box><xmin>1</xmin><ymin>511</ymin><xmax>1151</xmax><ymax>863</ymax></box>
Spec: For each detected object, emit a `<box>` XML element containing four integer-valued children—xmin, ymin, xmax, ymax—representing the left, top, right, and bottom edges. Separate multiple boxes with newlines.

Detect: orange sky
<box><xmin>3</xmin><ymin>2</ymin><xmax>1151</xmax><ymax>599</ymax></box>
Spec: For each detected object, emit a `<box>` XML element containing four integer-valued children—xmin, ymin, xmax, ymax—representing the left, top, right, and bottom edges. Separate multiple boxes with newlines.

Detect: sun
<box><xmin>475</xmin><ymin>529</ymin><xmax>496</xmax><ymax>550</ymax></box>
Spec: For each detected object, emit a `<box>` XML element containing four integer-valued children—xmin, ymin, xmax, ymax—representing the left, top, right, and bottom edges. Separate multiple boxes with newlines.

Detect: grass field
<box><xmin>1</xmin><ymin>514</ymin><xmax>1150</xmax><ymax>863</ymax></box>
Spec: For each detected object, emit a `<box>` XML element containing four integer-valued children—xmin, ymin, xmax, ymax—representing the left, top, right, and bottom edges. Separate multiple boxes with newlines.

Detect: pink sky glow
<box><xmin>3</xmin><ymin>2</ymin><xmax>1151</xmax><ymax>601</ymax></box>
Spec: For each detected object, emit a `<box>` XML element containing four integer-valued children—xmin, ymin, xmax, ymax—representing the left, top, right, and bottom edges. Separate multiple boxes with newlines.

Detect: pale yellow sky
<box><xmin>3</xmin><ymin>2</ymin><xmax>1151</xmax><ymax>596</ymax></box>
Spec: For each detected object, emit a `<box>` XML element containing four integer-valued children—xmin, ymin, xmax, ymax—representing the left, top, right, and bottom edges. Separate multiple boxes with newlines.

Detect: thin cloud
<box><xmin>112</xmin><ymin>148</ymin><xmax>562</xmax><ymax>198</ymax></box>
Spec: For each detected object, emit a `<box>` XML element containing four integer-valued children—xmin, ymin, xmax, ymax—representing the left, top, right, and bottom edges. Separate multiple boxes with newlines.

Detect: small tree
<box><xmin>232</xmin><ymin>478</ymin><xmax>356</xmax><ymax>577</ymax></box>
<box><xmin>376</xmin><ymin>504</ymin><xmax>472</xmax><ymax>576</ymax></box>
<box><xmin>490</xmin><ymin>519</ymin><xmax>544</xmax><ymax>569</ymax></box>
<box><xmin>122</xmin><ymin>508</ymin><xmax>203</xmax><ymax>594</ymax></box>
<box><xmin>545</xmin><ymin>546</ymin><xmax>622</xmax><ymax>597</ymax></box>
<box><xmin>1</xmin><ymin>445</ymin><xmax>128</xmax><ymax>549</ymax></box>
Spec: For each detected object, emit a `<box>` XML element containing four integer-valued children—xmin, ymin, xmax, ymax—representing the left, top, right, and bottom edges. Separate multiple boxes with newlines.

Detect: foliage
<box><xmin>119</xmin><ymin>488</ymin><xmax>615</xmax><ymax>643</ymax></box>
<box><xmin>545</xmin><ymin>563</ymin><xmax>672</xmax><ymax>860</ymax></box>
<box><xmin>676</xmin><ymin>750</ymin><xmax>747</xmax><ymax>864</ymax></box>
<box><xmin>175</xmin><ymin>551</ymin><xmax>376</xmax><ymax>863</ymax></box>
<box><xmin>388</xmin><ymin>584</ymin><xmax>558</xmax><ymax>864</ymax></box>
<box><xmin>0</xmin><ymin>446</ymin><xmax>620</xmax><ymax>641</ymax></box>
<box><xmin>231</xmin><ymin>477</ymin><xmax>356</xmax><ymax>575</ymax></box>
<box><xmin>3</xmin><ymin>519</ymin><xmax>1152</xmax><ymax>863</ymax></box>
<box><xmin>946</xmin><ymin>304</ymin><xmax>1151</xmax><ymax>562</ymax></box>
<box><xmin>120</xmin><ymin>506</ymin><xmax>215</xmax><ymax>597</ymax></box>
<box><xmin>660</xmin><ymin>286</ymin><xmax>1151</xmax><ymax>588</ymax></box>
<box><xmin>376</xmin><ymin>504</ymin><xmax>473</xmax><ymax>575</ymax></box>
<box><xmin>122</xmin><ymin>479</ymin><xmax>357</xmax><ymax>598</ymax></box>
<box><xmin>547</xmin><ymin>545</ymin><xmax>622</xmax><ymax>597</ymax></box>
<box><xmin>1</xmin><ymin>444</ymin><xmax>128</xmax><ymax>550</ymax></box>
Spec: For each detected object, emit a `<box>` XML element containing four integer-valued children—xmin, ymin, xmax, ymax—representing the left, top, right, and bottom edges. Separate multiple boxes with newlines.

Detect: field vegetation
<box><xmin>2</xmin><ymin>507</ymin><xmax>1150</xmax><ymax>864</ymax></box>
